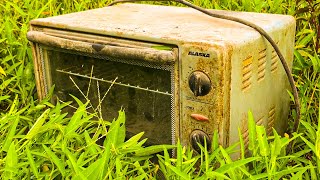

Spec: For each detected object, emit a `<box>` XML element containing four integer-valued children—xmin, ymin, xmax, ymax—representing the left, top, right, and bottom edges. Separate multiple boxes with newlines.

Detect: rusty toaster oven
<box><xmin>27</xmin><ymin>3</ymin><xmax>295</xmax><ymax>153</ymax></box>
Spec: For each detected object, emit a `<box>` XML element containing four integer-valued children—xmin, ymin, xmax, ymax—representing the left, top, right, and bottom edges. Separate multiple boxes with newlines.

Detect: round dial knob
<box><xmin>188</xmin><ymin>71</ymin><xmax>211</xmax><ymax>96</ymax></box>
<box><xmin>190</xmin><ymin>130</ymin><xmax>211</xmax><ymax>154</ymax></box>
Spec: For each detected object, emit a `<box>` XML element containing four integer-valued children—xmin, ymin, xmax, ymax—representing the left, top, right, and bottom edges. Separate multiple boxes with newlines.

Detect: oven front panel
<box><xmin>41</xmin><ymin>47</ymin><xmax>175</xmax><ymax>145</ymax></box>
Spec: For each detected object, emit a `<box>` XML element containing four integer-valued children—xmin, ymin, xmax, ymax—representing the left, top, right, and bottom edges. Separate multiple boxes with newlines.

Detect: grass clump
<box><xmin>157</xmin><ymin>112</ymin><xmax>312</xmax><ymax>179</ymax></box>
<box><xmin>1</xmin><ymin>92</ymin><xmax>173</xmax><ymax>179</ymax></box>
<box><xmin>1</xmin><ymin>0</ymin><xmax>320</xmax><ymax>179</ymax></box>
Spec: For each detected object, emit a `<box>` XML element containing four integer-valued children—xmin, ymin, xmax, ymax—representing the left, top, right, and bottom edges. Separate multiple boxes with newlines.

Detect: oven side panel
<box><xmin>229</xmin><ymin>19</ymin><xmax>295</xmax><ymax>156</ymax></box>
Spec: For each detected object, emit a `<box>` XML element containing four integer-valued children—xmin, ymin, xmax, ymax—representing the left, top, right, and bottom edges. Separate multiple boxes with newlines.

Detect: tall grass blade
<box><xmin>42</xmin><ymin>144</ymin><xmax>66</xmax><ymax>177</ymax></box>
<box><xmin>80</xmin><ymin>159</ymin><xmax>102</xmax><ymax>179</ymax></box>
<box><xmin>116</xmin><ymin>110</ymin><xmax>126</xmax><ymax>145</ymax></box>
<box><xmin>4</xmin><ymin>142</ymin><xmax>18</xmax><ymax>179</ymax></box>
<box><xmin>218</xmin><ymin>145</ymin><xmax>236</xmax><ymax>179</ymax></box>
<box><xmin>0</xmin><ymin>77</ymin><xmax>16</xmax><ymax>91</ymax></box>
<box><xmin>64</xmin><ymin>148</ymin><xmax>86</xmax><ymax>179</ymax></box>
<box><xmin>25</xmin><ymin>109</ymin><xmax>50</xmax><ymax>139</ymax></box>
<box><xmin>270</xmin><ymin>129</ymin><xmax>281</xmax><ymax>173</ymax></box>
<box><xmin>164</xmin><ymin>161</ymin><xmax>190</xmax><ymax>179</ymax></box>
<box><xmin>0</xmin><ymin>66</ymin><xmax>6</xmax><ymax>76</ymax></box>
<box><xmin>115</xmin><ymin>157</ymin><xmax>123</xmax><ymax>177</ymax></box>
<box><xmin>26</xmin><ymin>146</ymin><xmax>39</xmax><ymax>179</ymax></box>
<box><xmin>83</xmin><ymin>131</ymin><xmax>98</xmax><ymax>155</ymax></box>
<box><xmin>273</xmin><ymin>167</ymin><xmax>310</xmax><ymax>178</ymax></box>
<box><xmin>103</xmin><ymin>110</ymin><xmax>126</xmax><ymax>147</ymax></box>
<box><xmin>238</xmin><ymin>128</ymin><xmax>245</xmax><ymax>159</ymax></box>
<box><xmin>6</xmin><ymin>1</ymin><xmax>27</xmax><ymax>16</ymax></box>
<box><xmin>134</xmin><ymin>144</ymin><xmax>175</xmax><ymax>156</ymax></box>
<box><xmin>256</xmin><ymin>126</ymin><xmax>269</xmax><ymax>156</ymax></box>
<box><xmin>205</xmin><ymin>171</ymin><xmax>231</xmax><ymax>180</ymax></box>
<box><xmin>300</xmin><ymin>120</ymin><xmax>316</xmax><ymax>141</ymax></box>
<box><xmin>0</xmin><ymin>95</ymin><xmax>10</xmax><ymax>102</ymax></box>
<box><xmin>65</xmin><ymin>95</ymin><xmax>89</xmax><ymax>136</ymax></box>
<box><xmin>176</xmin><ymin>139</ymin><xmax>182</xmax><ymax>172</ymax></box>
<box><xmin>211</xmin><ymin>130</ymin><xmax>219</xmax><ymax>151</ymax></box>
<box><xmin>290</xmin><ymin>168</ymin><xmax>308</xmax><ymax>180</ymax></box>
<box><xmin>248</xmin><ymin>111</ymin><xmax>256</xmax><ymax>154</ymax></box>
<box><xmin>2</xmin><ymin>116</ymin><xmax>19</xmax><ymax>152</ymax></box>
<box><xmin>100</xmin><ymin>141</ymin><xmax>111</xmax><ymax>179</ymax></box>
<box><xmin>215</xmin><ymin>157</ymin><xmax>260</xmax><ymax>174</ymax></box>
<box><xmin>300</xmin><ymin>136</ymin><xmax>316</xmax><ymax>154</ymax></box>
<box><xmin>315</xmin><ymin>98</ymin><xmax>320</xmax><ymax>174</ymax></box>
<box><xmin>308</xmin><ymin>160</ymin><xmax>317</xmax><ymax>179</ymax></box>
<box><xmin>133</xmin><ymin>161</ymin><xmax>148</xmax><ymax>179</ymax></box>
<box><xmin>119</xmin><ymin>132</ymin><xmax>144</xmax><ymax>149</ymax></box>
<box><xmin>8</xmin><ymin>94</ymin><xmax>18</xmax><ymax>115</ymax></box>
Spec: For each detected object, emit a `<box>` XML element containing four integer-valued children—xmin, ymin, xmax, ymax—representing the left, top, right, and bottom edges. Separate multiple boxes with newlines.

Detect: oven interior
<box><xmin>41</xmin><ymin>47</ymin><xmax>175</xmax><ymax>145</ymax></box>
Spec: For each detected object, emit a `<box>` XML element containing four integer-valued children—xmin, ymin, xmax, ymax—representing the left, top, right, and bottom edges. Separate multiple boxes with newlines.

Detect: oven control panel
<box><xmin>180</xmin><ymin>44</ymin><xmax>224</xmax><ymax>154</ymax></box>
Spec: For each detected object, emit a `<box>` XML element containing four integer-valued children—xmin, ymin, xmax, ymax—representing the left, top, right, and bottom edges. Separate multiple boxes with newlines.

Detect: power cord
<box><xmin>108</xmin><ymin>0</ymin><xmax>300</xmax><ymax>152</ymax></box>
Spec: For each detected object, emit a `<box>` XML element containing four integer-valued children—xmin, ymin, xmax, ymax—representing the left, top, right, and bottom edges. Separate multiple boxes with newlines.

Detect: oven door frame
<box><xmin>28</xmin><ymin>27</ymin><xmax>181</xmax><ymax>147</ymax></box>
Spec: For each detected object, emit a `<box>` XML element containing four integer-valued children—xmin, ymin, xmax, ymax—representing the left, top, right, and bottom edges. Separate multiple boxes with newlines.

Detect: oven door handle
<box><xmin>27</xmin><ymin>31</ymin><xmax>177</xmax><ymax>64</ymax></box>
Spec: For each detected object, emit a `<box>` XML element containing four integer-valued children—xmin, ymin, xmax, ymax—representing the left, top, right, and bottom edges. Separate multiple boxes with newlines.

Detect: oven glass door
<box><xmin>41</xmin><ymin>47</ymin><xmax>174</xmax><ymax>145</ymax></box>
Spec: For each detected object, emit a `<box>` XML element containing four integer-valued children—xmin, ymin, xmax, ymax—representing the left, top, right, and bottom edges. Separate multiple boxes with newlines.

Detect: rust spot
<box><xmin>92</xmin><ymin>43</ymin><xmax>105</xmax><ymax>52</ymax></box>
<box><xmin>115</xmin><ymin>31</ymin><xmax>124</xmax><ymax>36</ymax></box>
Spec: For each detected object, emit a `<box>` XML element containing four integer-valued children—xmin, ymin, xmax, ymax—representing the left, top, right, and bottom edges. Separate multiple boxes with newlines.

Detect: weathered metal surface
<box><xmin>30</xmin><ymin>42</ymin><xmax>45</xmax><ymax>100</ymax></box>
<box><xmin>27</xmin><ymin>3</ymin><xmax>296</xmax><ymax>156</ymax></box>
<box><xmin>27</xmin><ymin>31</ymin><xmax>177</xmax><ymax>64</ymax></box>
<box><xmin>229</xmin><ymin>22</ymin><xmax>296</xmax><ymax>156</ymax></box>
<box><xmin>29</xmin><ymin>4</ymin><xmax>295</xmax><ymax>45</ymax></box>
<box><xmin>29</xmin><ymin>26</ymin><xmax>46</xmax><ymax>100</ymax></box>
<box><xmin>179</xmin><ymin>42</ymin><xmax>230</xmax><ymax>147</ymax></box>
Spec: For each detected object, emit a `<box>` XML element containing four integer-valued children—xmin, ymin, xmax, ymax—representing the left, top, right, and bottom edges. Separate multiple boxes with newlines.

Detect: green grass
<box><xmin>1</xmin><ymin>0</ymin><xmax>320</xmax><ymax>179</ymax></box>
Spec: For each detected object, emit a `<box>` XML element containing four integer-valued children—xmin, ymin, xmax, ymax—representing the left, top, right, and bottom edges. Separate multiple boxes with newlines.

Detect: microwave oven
<box><xmin>27</xmin><ymin>3</ymin><xmax>295</xmax><ymax>154</ymax></box>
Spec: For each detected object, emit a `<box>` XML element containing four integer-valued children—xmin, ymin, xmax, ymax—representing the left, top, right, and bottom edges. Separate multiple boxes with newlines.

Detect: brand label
<box><xmin>188</xmin><ymin>51</ymin><xmax>210</xmax><ymax>58</ymax></box>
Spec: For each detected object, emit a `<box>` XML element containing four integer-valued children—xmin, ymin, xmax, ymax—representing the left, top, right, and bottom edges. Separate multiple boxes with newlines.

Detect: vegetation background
<box><xmin>0</xmin><ymin>0</ymin><xmax>319</xmax><ymax>179</ymax></box>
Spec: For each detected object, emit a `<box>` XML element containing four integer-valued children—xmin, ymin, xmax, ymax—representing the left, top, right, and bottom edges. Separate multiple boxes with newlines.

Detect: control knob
<box><xmin>188</xmin><ymin>71</ymin><xmax>211</xmax><ymax>96</ymax></box>
<box><xmin>190</xmin><ymin>130</ymin><xmax>211</xmax><ymax>154</ymax></box>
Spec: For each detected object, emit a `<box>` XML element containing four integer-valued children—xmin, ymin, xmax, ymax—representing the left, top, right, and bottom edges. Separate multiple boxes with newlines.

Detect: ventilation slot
<box><xmin>267</xmin><ymin>106</ymin><xmax>276</xmax><ymax>135</ymax></box>
<box><xmin>271</xmin><ymin>42</ymin><xmax>279</xmax><ymax>73</ymax></box>
<box><xmin>257</xmin><ymin>116</ymin><xmax>264</xmax><ymax>126</ymax></box>
<box><xmin>241</xmin><ymin>56</ymin><xmax>253</xmax><ymax>91</ymax></box>
<box><xmin>257</xmin><ymin>49</ymin><xmax>267</xmax><ymax>81</ymax></box>
<box><xmin>241</xmin><ymin>121</ymin><xmax>250</xmax><ymax>156</ymax></box>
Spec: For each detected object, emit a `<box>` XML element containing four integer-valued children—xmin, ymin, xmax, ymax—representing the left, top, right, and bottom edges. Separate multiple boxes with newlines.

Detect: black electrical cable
<box><xmin>108</xmin><ymin>0</ymin><xmax>301</xmax><ymax>150</ymax></box>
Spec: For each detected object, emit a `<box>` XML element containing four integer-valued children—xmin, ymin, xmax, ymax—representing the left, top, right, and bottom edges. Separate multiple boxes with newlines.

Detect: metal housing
<box><xmin>27</xmin><ymin>3</ymin><xmax>296</xmax><ymax>153</ymax></box>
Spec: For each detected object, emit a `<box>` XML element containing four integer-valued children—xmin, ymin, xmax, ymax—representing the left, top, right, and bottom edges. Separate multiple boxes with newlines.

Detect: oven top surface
<box><xmin>30</xmin><ymin>3</ymin><xmax>294</xmax><ymax>45</ymax></box>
